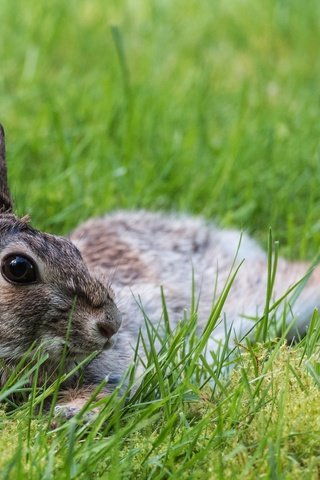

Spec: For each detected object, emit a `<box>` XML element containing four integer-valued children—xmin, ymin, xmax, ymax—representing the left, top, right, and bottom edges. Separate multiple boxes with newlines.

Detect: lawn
<box><xmin>1</xmin><ymin>0</ymin><xmax>320</xmax><ymax>477</ymax></box>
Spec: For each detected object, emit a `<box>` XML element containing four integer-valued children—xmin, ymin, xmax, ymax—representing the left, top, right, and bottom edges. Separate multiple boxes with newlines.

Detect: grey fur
<box><xmin>72</xmin><ymin>211</ymin><xmax>320</xmax><ymax>388</ymax></box>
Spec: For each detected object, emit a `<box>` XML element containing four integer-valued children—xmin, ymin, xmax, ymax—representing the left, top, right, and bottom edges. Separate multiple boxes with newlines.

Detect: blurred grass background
<box><xmin>1</xmin><ymin>0</ymin><xmax>320</xmax><ymax>259</ymax></box>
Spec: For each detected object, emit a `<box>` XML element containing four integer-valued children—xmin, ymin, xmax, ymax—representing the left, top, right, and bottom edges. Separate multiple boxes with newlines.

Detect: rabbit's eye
<box><xmin>1</xmin><ymin>255</ymin><xmax>37</xmax><ymax>284</ymax></box>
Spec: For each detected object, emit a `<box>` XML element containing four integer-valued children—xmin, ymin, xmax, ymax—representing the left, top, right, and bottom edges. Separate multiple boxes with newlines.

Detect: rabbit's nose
<box><xmin>97</xmin><ymin>321</ymin><xmax>118</xmax><ymax>339</ymax></box>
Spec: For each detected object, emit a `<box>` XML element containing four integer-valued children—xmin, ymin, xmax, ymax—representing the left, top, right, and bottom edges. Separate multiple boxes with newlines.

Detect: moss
<box><xmin>207</xmin><ymin>345</ymin><xmax>320</xmax><ymax>478</ymax></box>
<box><xmin>114</xmin><ymin>345</ymin><xmax>320</xmax><ymax>479</ymax></box>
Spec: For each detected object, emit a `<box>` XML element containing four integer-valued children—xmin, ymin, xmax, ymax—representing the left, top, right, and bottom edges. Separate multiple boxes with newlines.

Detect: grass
<box><xmin>1</xmin><ymin>293</ymin><xmax>320</xmax><ymax>479</ymax></box>
<box><xmin>0</xmin><ymin>0</ymin><xmax>320</xmax><ymax>477</ymax></box>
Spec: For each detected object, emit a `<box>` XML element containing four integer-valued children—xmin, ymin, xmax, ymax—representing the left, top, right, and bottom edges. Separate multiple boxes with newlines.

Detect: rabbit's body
<box><xmin>71</xmin><ymin>211</ymin><xmax>320</xmax><ymax>388</ymax></box>
<box><xmin>0</xmin><ymin>125</ymin><xmax>319</xmax><ymax>418</ymax></box>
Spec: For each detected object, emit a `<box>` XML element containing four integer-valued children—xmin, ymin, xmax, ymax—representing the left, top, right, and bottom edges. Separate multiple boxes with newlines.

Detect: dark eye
<box><xmin>1</xmin><ymin>255</ymin><xmax>37</xmax><ymax>284</ymax></box>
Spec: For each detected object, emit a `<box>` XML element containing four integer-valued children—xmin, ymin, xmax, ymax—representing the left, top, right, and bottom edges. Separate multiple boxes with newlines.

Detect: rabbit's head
<box><xmin>0</xmin><ymin>125</ymin><xmax>121</xmax><ymax>368</ymax></box>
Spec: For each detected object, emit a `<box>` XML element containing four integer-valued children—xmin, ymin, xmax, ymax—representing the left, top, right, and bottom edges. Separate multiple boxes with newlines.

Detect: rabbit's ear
<box><xmin>0</xmin><ymin>124</ymin><xmax>13</xmax><ymax>213</ymax></box>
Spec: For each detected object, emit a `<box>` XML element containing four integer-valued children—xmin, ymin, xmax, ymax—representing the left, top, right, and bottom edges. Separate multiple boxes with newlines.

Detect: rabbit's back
<box><xmin>71</xmin><ymin>211</ymin><xmax>310</xmax><ymax>345</ymax></box>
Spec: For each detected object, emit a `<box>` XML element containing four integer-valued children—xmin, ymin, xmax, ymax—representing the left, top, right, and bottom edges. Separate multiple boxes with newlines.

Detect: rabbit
<box><xmin>0</xmin><ymin>124</ymin><xmax>319</xmax><ymax>418</ymax></box>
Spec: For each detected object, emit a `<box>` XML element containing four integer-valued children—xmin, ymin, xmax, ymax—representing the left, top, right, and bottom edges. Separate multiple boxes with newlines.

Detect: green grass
<box><xmin>1</xmin><ymin>0</ymin><xmax>320</xmax><ymax>477</ymax></box>
<box><xmin>1</xmin><ymin>291</ymin><xmax>320</xmax><ymax>479</ymax></box>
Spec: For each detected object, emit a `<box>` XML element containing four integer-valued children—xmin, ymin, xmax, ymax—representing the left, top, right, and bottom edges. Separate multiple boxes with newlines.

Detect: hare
<box><xmin>0</xmin><ymin>125</ymin><xmax>319</xmax><ymax>417</ymax></box>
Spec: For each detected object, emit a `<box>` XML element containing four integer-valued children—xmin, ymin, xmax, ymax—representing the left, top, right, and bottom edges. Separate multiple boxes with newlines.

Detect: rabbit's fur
<box><xmin>0</xmin><ymin>125</ymin><xmax>319</xmax><ymax>417</ymax></box>
<box><xmin>0</xmin><ymin>214</ymin><xmax>121</xmax><ymax>383</ymax></box>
